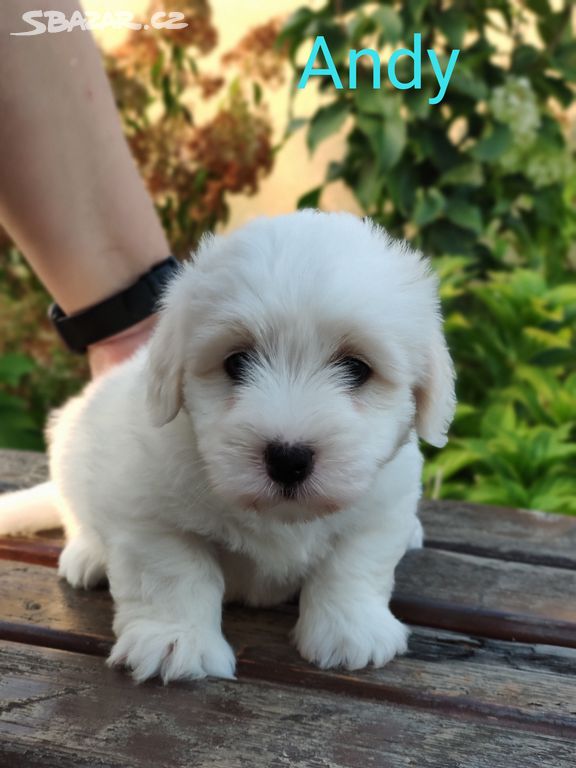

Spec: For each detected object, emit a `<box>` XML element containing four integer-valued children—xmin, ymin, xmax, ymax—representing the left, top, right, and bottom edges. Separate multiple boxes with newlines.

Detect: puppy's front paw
<box><xmin>58</xmin><ymin>535</ymin><xmax>107</xmax><ymax>589</ymax></box>
<box><xmin>294</xmin><ymin>603</ymin><xmax>408</xmax><ymax>671</ymax></box>
<box><xmin>108</xmin><ymin>619</ymin><xmax>236</xmax><ymax>683</ymax></box>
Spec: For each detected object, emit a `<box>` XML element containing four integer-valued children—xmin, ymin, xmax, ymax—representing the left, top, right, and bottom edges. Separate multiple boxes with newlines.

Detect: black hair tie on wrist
<box><xmin>48</xmin><ymin>256</ymin><xmax>180</xmax><ymax>354</ymax></box>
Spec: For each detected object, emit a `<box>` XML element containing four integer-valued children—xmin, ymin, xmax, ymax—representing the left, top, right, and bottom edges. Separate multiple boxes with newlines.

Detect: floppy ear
<box><xmin>414</xmin><ymin>324</ymin><xmax>456</xmax><ymax>448</ymax></box>
<box><xmin>146</xmin><ymin>303</ymin><xmax>185</xmax><ymax>428</ymax></box>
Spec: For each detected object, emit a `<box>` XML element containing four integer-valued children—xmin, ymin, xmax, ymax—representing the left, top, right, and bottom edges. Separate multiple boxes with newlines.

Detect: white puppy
<box><xmin>1</xmin><ymin>211</ymin><xmax>455</xmax><ymax>682</ymax></box>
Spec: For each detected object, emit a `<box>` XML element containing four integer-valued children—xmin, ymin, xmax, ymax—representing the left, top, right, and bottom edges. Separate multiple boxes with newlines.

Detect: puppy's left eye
<box><xmin>333</xmin><ymin>356</ymin><xmax>372</xmax><ymax>388</ymax></box>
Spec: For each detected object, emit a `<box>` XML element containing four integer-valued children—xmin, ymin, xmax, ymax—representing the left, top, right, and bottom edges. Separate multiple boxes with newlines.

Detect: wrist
<box><xmin>87</xmin><ymin>315</ymin><xmax>157</xmax><ymax>378</ymax></box>
<box><xmin>49</xmin><ymin>256</ymin><xmax>179</xmax><ymax>354</ymax></box>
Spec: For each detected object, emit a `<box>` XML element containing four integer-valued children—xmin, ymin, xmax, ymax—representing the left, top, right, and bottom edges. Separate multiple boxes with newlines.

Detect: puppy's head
<box><xmin>146</xmin><ymin>211</ymin><xmax>455</xmax><ymax>518</ymax></box>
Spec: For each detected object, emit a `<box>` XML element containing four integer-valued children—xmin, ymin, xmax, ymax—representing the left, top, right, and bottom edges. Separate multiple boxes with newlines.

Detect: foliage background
<box><xmin>1</xmin><ymin>0</ymin><xmax>575</xmax><ymax>513</ymax></box>
<box><xmin>281</xmin><ymin>0</ymin><xmax>576</xmax><ymax>513</ymax></box>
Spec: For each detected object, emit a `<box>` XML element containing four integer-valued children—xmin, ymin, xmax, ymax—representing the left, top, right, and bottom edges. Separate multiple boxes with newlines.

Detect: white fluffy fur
<box><xmin>0</xmin><ymin>211</ymin><xmax>455</xmax><ymax>682</ymax></box>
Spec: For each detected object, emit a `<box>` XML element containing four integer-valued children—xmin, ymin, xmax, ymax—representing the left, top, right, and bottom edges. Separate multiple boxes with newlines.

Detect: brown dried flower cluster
<box><xmin>125</xmin><ymin>88</ymin><xmax>272</xmax><ymax>248</ymax></box>
<box><xmin>195</xmin><ymin>73</ymin><xmax>225</xmax><ymax>99</ymax></box>
<box><xmin>113</xmin><ymin>31</ymin><xmax>161</xmax><ymax>75</ymax></box>
<box><xmin>222</xmin><ymin>18</ymin><xmax>287</xmax><ymax>86</ymax></box>
<box><xmin>189</xmin><ymin>90</ymin><xmax>273</xmax><ymax>220</ymax></box>
<box><xmin>101</xmin><ymin>1</ymin><xmax>277</xmax><ymax>250</ymax></box>
<box><xmin>148</xmin><ymin>0</ymin><xmax>218</xmax><ymax>52</ymax></box>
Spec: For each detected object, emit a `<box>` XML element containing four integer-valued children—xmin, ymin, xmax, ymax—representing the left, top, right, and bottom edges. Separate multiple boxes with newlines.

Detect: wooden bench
<box><xmin>1</xmin><ymin>448</ymin><xmax>575</xmax><ymax>767</ymax></box>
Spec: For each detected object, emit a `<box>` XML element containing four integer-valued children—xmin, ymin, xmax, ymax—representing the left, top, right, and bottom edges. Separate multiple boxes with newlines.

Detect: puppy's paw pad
<box><xmin>294</xmin><ymin>606</ymin><xmax>408</xmax><ymax>671</ymax></box>
<box><xmin>108</xmin><ymin>620</ymin><xmax>236</xmax><ymax>683</ymax></box>
<box><xmin>58</xmin><ymin>536</ymin><xmax>107</xmax><ymax>589</ymax></box>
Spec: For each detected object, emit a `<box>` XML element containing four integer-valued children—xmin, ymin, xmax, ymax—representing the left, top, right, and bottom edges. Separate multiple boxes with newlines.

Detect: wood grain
<box><xmin>2</xmin><ymin>640</ymin><xmax>576</xmax><ymax>768</ymax></box>
<box><xmin>0</xmin><ymin>536</ymin><xmax>62</xmax><ymax>567</ymax></box>
<box><xmin>421</xmin><ymin>499</ymin><xmax>576</xmax><ymax>570</ymax></box>
<box><xmin>393</xmin><ymin>548</ymin><xmax>576</xmax><ymax>647</ymax></box>
<box><xmin>1</xmin><ymin>561</ymin><xmax>576</xmax><ymax>733</ymax></box>
<box><xmin>0</xmin><ymin>450</ymin><xmax>48</xmax><ymax>489</ymax></box>
<box><xmin>2</xmin><ymin>545</ymin><xmax>576</xmax><ymax>649</ymax></box>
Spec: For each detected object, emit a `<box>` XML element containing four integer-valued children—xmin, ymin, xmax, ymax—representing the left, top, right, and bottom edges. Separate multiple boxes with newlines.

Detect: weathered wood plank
<box><xmin>420</xmin><ymin>499</ymin><xmax>576</xmax><ymax>570</ymax></box>
<box><xmin>2</xmin><ymin>541</ymin><xmax>576</xmax><ymax>648</ymax></box>
<box><xmin>0</xmin><ymin>535</ymin><xmax>62</xmax><ymax>567</ymax></box>
<box><xmin>0</xmin><ymin>450</ymin><xmax>48</xmax><ymax>489</ymax></box>
<box><xmin>1</xmin><ymin>640</ymin><xmax>575</xmax><ymax>768</ymax></box>
<box><xmin>393</xmin><ymin>548</ymin><xmax>576</xmax><ymax>647</ymax></box>
<box><xmin>1</xmin><ymin>561</ymin><xmax>576</xmax><ymax>732</ymax></box>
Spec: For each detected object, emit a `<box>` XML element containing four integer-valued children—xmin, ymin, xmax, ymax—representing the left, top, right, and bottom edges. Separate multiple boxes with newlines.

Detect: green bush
<box><xmin>0</xmin><ymin>250</ymin><xmax>89</xmax><ymax>451</ymax></box>
<box><xmin>280</xmin><ymin>0</ymin><xmax>576</xmax><ymax>513</ymax></box>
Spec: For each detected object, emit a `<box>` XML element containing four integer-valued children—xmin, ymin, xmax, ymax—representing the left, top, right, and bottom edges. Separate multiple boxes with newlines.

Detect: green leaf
<box><xmin>413</xmin><ymin>188</ymin><xmax>445</xmax><ymax>227</ymax></box>
<box><xmin>354</xmin><ymin>161</ymin><xmax>381</xmax><ymax>209</ymax></box>
<box><xmin>347</xmin><ymin>12</ymin><xmax>375</xmax><ymax>45</ymax></box>
<box><xmin>471</xmin><ymin>123</ymin><xmax>512</xmax><ymax>162</ymax></box>
<box><xmin>525</xmin><ymin>0</ymin><xmax>552</xmax><ymax>14</ymax></box>
<box><xmin>426</xmin><ymin>221</ymin><xmax>476</xmax><ymax>255</ymax></box>
<box><xmin>306</xmin><ymin>21</ymin><xmax>349</xmax><ymax>64</ymax></box>
<box><xmin>511</xmin><ymin>44</ymin><xmax>542</xmax><ymax>74</ymax></box>
<box><xmin>297</xmin><ymin>186</ymin><xmax>323</xmax><ymax>209</ymax></box>
<box><xmin>386</xmin><ymin>158</ymin><xmax>417</xmax><ymax>214</ymax></box>
<box><xmin>531</xmin><ymin>348</ymin><xmax>576</xmax><ymax>367</ymax></box>
<box><xmin>354</xmin><ymin>85</ymin><xmax>387</xmax><ymax>116</ymax></box>
<box><xmin>541</xmin><ymin>74</ymin><xmax>574</xmax><ymax>107</ymax></box>
<box><xmin>151</xmin><ymin>52</ymin><xmax>164</xmax><ymax>89</ymax></box>
<box><xmin>445</xmin><ymin>200</ymin><xmax>483</xmax><ymax>234</ymax></box>
<box><xmin>0</xmin><ymin>354</ymin><xmax>36</xmax><ymax>387</ymax></box>
<box><xmin>538</xmin><ymin>10</ymin><xmax>572</xmax><ymax>50</ymax></box>
<box><xmin>439</xmin><ymin>163</ymin><xmax>484</xmax><ymax>188</ymax></box>
<box><xmin>307</xmin><ymin>101</ymin><xmax>349</xmax><ymax>152</ymax></box>
<box><xmin>547</xmin><ymin>285</ymin><xmax>576</xmax><ymax>306</ymax></box>
<box><xmin>286</xmin><ymin>117</ymin><xmax>307</xmax><ymax>136</ymax></box>
<box><xmin>326</xmin><ymin>161</ymin><xmax>344</xmax><ymax>181</ymax></box>
<box><xmin>416</xmin><ymin>127</ymin><xmax>461</xmax><ymax>170</ymax></box>
<box><xmin>193</xmin><ymin>168</ymin><xmax>207</xmax><ymax>192</ymax></box>
<box><xmin>373</xmin><ymin>6</ymin><xmax>403</xmax><ymax>45</ymax></box>
<box><xmin>405</xmin><ymin>87</ymin><xmax>432</xmax><ymax>119</ymax></box>
<box><xmin>357</xmin><ymin>113</ymin><xmax>406</xmax><ymax>171</ymax></box>
<box><xmin>448</xmin><ymin>68</ymin><xmax>489</xmax><ymax>101</ymax></box>
<box><xmin>424</xmin><ymin>448</ymin><xmax>479</xmax><ymax>483</ymax></box>
<box><xmin>552</xmin><ymin>41</ymin><xmax>576</xmax><ymax>79</ymax></box>
<box><xmin>437</xmin><ymin>9</ymin><xmax>467</xmax><ymax>48</ymax></box>
<box><xmin>161</xmin><ymin>74</ymin><xmax>177</xmax><ymax>116</ymax></box>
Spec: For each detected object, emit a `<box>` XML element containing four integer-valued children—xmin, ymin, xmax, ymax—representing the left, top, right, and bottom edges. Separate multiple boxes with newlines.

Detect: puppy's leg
<box><xmin>58</xmin><ymin>532</ymin><xmax>107</xmax><ymax>589</ymax></box>
<box><xmin>294</xmin><ymin>496</ymin><xmax>417</xmax><ymax>671</ymax></box>
<box><xmin>106</xmin><ymin>530</ymin><xmax>235</xmax><ymax>683</ymax></box>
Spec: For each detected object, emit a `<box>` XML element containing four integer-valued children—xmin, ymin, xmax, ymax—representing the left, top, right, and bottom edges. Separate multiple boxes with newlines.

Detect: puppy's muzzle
<box><xmin>264</xmin><ymin>441</ymin><xmax>315</xmax><ymax>494</ymax></box>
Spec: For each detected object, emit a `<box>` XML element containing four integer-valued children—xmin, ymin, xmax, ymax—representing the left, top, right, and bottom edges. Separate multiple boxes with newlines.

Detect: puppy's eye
<box><xmin>224</xmin><ymin>351</ymin><xmax>254</xmax><ymax>383</ymax></box>
<box><xmin>334</xmin><ymin>356</ymin><xmax>372</xmax><ymax>388</ymax></box>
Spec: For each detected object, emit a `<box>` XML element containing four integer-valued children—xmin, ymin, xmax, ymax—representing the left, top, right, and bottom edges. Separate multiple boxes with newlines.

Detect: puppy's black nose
<box><xmin>264</xmin><ymin>441</ymin><xmax>314</xmax><ymax>488</ymax></box>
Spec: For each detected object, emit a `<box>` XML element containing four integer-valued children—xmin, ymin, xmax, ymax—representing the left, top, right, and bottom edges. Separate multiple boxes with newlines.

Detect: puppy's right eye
<box><xmin>224</xmin><ymin>351</ymin><xmax>254</xmax><ymax>383</ymax></box>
